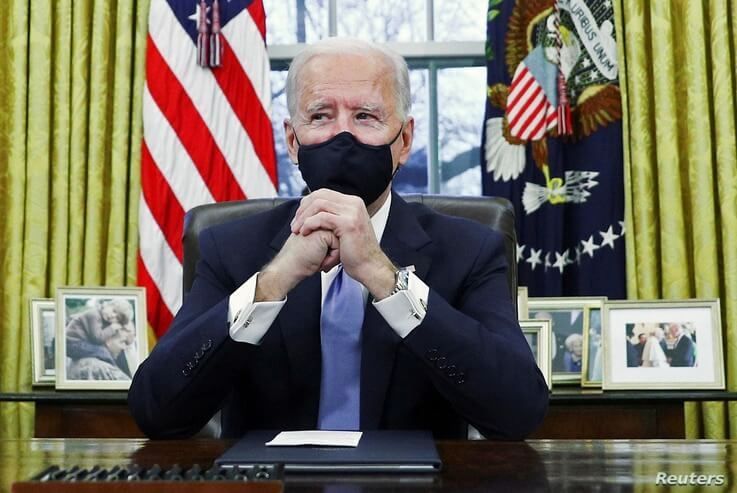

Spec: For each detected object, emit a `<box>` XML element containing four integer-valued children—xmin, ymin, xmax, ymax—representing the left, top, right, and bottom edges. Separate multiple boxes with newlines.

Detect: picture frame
<box><xmin>581</xmin><ymin>306</ymin><xmax>603</xmax><ymax>388</ymax></box>
<box><xmin>521</xmin><ymin>319</ymin><xmax>552</xmax><ymax>389</ymax></box>
<box><xmin>528</xmin><ymin>297</ymin><xmax>606</xmax><ymax>384</ymax></box>
<box><xmin>517</xmin><ymin>286</ymin><xmax>529</xmax><ymax>320</ymax></box>
<box><xmin>602</xmin><ymin>299</ymin><xmax>725</xmax><ymax>390</ymax></box>
<box><xmin>29</xmin><ymin>298</ymin><xmax>57</xmax><ymax>386</ymax></box>
<box><xmin>55</xmin><ymin>287</ymin><xmax>148</xmax><ymax>390</ymax></box>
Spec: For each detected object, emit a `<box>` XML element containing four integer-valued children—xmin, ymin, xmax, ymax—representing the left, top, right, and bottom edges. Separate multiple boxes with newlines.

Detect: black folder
<box><xmin>215</xmin><ymin>430</ymin><xmax>442</xmax><ymax>473</ymax></box>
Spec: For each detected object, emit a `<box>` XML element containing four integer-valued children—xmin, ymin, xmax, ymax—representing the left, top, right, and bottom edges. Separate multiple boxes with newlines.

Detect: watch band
<box><xmin>390</xmin><ymin>267</ymin><xmax>412</xmax><ymax>296</ymax></box>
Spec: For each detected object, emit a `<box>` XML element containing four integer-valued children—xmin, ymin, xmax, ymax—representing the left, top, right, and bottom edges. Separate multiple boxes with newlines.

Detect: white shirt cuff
<box><xmin>228</xmin><ymin>272</ymin><xmax>286</xmax><ymax>345</ymax></box>
<box><xmin>372</xmin><ymin>271</ymin><xmax>429</xmax><ymax>338</ymax></box>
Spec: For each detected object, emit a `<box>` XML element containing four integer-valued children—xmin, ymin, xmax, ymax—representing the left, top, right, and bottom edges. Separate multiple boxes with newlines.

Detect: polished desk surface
<box><xmin>1</xmin><ymin>438</ymin><xmax>735</xmax><ymax>492</ymax></box>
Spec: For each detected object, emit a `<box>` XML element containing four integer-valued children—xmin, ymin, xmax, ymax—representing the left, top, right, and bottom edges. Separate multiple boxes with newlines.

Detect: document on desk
<box><xmin>266</xmin><ymin>430</ymin><xmax>362</xmax><ymax>447</ymax></box>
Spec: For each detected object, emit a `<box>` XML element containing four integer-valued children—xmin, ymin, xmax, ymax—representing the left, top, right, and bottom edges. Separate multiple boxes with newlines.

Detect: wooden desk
<box><xmin>4</xmin><ymin>390</ymin><xmax>737</xmax><ymax>439</ymax></box>
<box><xmin>0</xmin><ymin>438</ymin><xmax>733</xmax><ymax>492</ymax></box>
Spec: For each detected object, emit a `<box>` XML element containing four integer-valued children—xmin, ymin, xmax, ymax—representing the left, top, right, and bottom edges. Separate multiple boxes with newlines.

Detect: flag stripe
<box><xmin>223</xmin><ymin>8</ymin><xmax>271</xmax><ymax>111</ymax></box>
<box><xmin>246</xmin><ymin>0</ymin><xmax>266</xmax><ymax>39</ymax></box>
<box><xmin>139</xmin><ymin>197</ymin><xmax>183</xmax><ymax>315</ymax></box>
<box><xmin>141</xmin><ymin>142</ymin><xmax>186</xmax><ymax>261</ymax></box>
<box><xmin>213</xmin><ymin>36</ymin><xmax>278</xmax><ymax>189</ymax></box>
<box><xmin>510</xmin><ymin>87</ymin><xmax>544</xmax><ymax>134</ymax></box>
<box><xmin>146</xmin><ymin>35</ymin><xmax>246</xmax><ymax>202</ymax></box>
<box><xmin>138</xmin><ymin>253</ymin><xmax>175</xmax><ymax>337</ymax></box>
<box><xmin>142</xmin><ymin>86</ymin><xmax>216</xmax><ymax>210</ymax></box>
<box><xmin>509</xmin><ymin>85</ymin><xmax>543</xmax><ymax>129</ymax></box>
<box><xmin>517</xmin><ymin>98</ymin><xmax>547</xmax><ymax>140</ymax></box>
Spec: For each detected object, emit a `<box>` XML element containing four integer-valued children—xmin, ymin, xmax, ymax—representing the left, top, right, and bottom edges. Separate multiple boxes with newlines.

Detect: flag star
<box><xmin>581</xmin><ymin>235</ymin><xmax>599</xmax><ymax>257</ymax></box>
<box><xmin>604</xmin><ymin>0</ymin><xmax>612</xmax><ymax>9</ymax></box>
<box><xmin>582</xmin><ymin>57</ymin><xmax>591</xmax><ymax>68</ymax></box>
<box><xmin>591</xmin><ymin>69</ymin><xmax>600</xmax><ymax>79</ymax></box>
<box><xmin>599</xmin><ymin>226</ymin><xmax>619</xmax><ymax>249</ymax></box>
<box><xmin>188</xmin><ymin>4</ymin><xmax>210</xmax><ymax>28</ymax></box>
<box><xmin>553</xmin><ymin>250</ymin><xmax>568</xmax><ymax>274</ymax></box>
<box><xmin>517</xmin><ymin>243</ymin><xmax>526</xmax><ymax>263</ymax></box>
<box><xmin>618</xmin><ymin>221</ymin><xmax>626</xmax><ymax>235</ymax></box>
<box><xmin>526</xmin><ymin>248</ymin><xmax>543</xmax><ymax>271</ymax></box>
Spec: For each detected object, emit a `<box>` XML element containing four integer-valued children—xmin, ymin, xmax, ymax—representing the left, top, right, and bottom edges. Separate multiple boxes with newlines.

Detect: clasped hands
<box><xmin>255</xmin><ymin>189</ymin><xmax>396</xmax><ymax>302</ymax></box>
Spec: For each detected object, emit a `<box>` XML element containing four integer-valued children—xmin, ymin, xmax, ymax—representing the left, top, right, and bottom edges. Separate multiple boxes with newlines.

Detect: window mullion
<box><xmin>427</xmin><ymin>61</ymin><xmax>440</xmax><ymax>194</ymax></box>
<box><xmin>328</xmin><ymin>0</ymin><xmax>337</xmax><ymax>36</ymax></box>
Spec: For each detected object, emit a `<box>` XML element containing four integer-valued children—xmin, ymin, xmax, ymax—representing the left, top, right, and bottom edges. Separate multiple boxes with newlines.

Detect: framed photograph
<box><xmin>30</xmin><ymin>298</ymin><xmax>57</xmax><ymax>386</ymax></box>
<box><xmin>521</xmin><ymin>319</ymin><xmax>552</xmax><ymax>389</ymax></box>
<box><xmin>55</xmin><ymin>287</ymin><xmax>148</xmax><ymax>390</ymax></box>
<box><xmin>517</xmin><ymin>286</ymin><xmax>529</xmax><ymax>319</ymax></box>
<box><xmin>581</xmin><ymin>307</ymin><xmax>603</xmax><ymax>388</ymax></box>
<box><xmin>603</xmin><ymin>299</ymin><xmax>725</xmax><ymax>390</ymax></box>
<box><xmin>529</xmin><ymin>297</ymin><xmax>606</xmax><ymax>384</ymax></box>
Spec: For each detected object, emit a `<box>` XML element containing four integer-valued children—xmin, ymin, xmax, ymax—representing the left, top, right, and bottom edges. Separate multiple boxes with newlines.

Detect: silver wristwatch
<box><xmin>390</xmin><ymin>267</ymin><xmax>412</xmax><ymax>296</ymax></box>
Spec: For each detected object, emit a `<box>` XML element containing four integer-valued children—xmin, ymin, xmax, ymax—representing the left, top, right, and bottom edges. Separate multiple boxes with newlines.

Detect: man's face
<box><xmin>284</xmin><ymin>52</ymin><xmax>414</xmax><ymax>178</ymax></box>
<box><xmin>571</xmin><ymin>338</ymin><xmax>583</xmax><ymax>357</ymax></box>
<box><xmin>101</xmin><ymin>303</ymin><xmax>117</xmax><ymax>323</ymax></box>
<box><xmin>669</xmin><ymin>323</ymin><xmax>681</xmax><ymax>338</ymax></box>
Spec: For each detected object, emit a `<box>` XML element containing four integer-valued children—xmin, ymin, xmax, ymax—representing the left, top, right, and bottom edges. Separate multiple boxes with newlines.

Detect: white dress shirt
<box><xmin>227</xmin><ymin>193</ymin><xmax>429</xmax><ymax>344</ymax></box>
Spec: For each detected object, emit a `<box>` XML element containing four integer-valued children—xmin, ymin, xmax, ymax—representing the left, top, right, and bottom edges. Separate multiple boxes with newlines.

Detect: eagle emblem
<box><xmin>485</xmin><ymin>0</ymin><xmax>621</xmax><ymax>215</ymax></box>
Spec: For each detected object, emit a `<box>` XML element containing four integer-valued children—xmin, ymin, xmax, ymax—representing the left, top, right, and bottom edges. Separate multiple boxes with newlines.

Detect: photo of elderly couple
<box><xmin>625</xmin><ymin>322</ymin><xmax>697</xmax><ymax>368</ymax></box>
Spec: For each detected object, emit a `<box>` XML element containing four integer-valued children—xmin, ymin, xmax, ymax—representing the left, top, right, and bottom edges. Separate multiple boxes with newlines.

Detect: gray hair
<box><xmin>286</xmin><ymin>37</ymin><xmax>411</xmax><ymax>122</ymax></box>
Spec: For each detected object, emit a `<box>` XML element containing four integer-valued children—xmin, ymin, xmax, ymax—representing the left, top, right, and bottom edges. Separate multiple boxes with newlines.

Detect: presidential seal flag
<box><xmin>481</xmin><ymin>0</ymin><xmax>625</xmax><ymax>298</ymax></box>
<box><xmin>139</xmin><ymin>0</ymin><xmax>278</xmax><ymax>337</ymax></box>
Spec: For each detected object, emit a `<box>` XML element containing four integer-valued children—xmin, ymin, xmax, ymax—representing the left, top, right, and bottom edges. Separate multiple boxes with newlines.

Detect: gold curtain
<box><xmin>614</xmin><ymin>0</ymin><xmax>737</xmax><ymax>437</ymax></box>
<box><xmin>0</xmin><ymin>0</ymin><xmax>150</xmax><ymax>437</ymax></box>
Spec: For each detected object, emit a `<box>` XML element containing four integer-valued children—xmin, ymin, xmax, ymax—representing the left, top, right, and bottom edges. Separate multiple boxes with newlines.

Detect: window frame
<box><xmin>266</xmin><ymin>0</ymin><xmax>486</xmax><ymax>194</ymax></box>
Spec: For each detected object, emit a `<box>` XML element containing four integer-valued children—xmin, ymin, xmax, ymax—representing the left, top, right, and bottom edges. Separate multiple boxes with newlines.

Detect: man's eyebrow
<box><xmin>352</xmin><ymin>103</ymin><xmax>384</xmax><ymax>113</ymax></box>
<box><xmin>304</xmin><ymin>101</ymin><xmax>333</xmax><ymax>113</ymax></box>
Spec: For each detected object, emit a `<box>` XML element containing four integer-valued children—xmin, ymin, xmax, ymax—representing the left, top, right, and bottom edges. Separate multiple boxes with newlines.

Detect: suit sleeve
<box><xmin>401</xmin><ymin>231</ymin><xmax>549</xmax><ymax>440</ymax></box>
<box><xmin>128</xmin><ymin>228</ymin><xmax>259</xmax><ymax>439</ymax></box>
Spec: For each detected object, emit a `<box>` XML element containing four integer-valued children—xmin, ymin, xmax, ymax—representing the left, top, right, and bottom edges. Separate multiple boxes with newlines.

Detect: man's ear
<box><xmin>397</xmin><ymin>117</ymin><xmax>415</xmax><ymax>165</ymax></box>
<box><xmin>284</xmin><ymin>119</ymin><xmax>299</xmax><ymax>164</ymax></box>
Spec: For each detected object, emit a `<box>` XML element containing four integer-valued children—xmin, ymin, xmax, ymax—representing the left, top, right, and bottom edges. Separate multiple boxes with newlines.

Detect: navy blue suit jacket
<box><xmin>128</xmin><ymin>193</ymin><xmax>549</xmax><ymax>440</ymax></box>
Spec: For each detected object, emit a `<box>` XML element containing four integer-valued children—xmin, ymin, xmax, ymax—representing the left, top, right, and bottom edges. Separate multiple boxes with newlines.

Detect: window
<box><xmin>265</xmin><ymin>0</ymin><xmax>487</xmax><ymax>196</ymax></box>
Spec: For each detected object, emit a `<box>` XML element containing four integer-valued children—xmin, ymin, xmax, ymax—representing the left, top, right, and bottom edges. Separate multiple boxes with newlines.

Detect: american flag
<box><xmin>139</xmin><ymin>0</ymin><xmax>277</xmax><ymax>338</ymax></box>
<box><xmin>506</xmin><ymin>45</ymin><xmax>559</xmax><ymax>141</ymax></box>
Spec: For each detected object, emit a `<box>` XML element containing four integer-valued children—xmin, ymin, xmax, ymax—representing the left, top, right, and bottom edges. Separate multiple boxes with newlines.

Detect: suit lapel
<box><xmin>360</xmin><ymin>193</ymin><xmax>432</xmax><ymax>429</ymax></box>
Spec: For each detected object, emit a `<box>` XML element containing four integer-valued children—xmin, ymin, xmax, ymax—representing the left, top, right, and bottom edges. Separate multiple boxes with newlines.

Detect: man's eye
<box><xmin>311</xmin><ymin>114</ymin><xmax>326</xmax><ymax>121</ymax></box>
<box><xmin>356</xmin><ymin>112</ymin><xmax>374</xmax><ymax>120</ymax></box>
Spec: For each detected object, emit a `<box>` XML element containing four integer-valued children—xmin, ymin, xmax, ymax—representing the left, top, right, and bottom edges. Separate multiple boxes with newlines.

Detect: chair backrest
<box><xmin>182</xmin><ymin>194</ymin><xmax>517</xmax><ymax>304</ymax></box>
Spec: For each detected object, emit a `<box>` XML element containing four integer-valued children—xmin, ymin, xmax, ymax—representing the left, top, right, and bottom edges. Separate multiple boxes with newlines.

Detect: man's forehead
<box><xmin>297</xmin><ymin>53</ymin><xmax>395</xmax><ymax>105</ymax></box>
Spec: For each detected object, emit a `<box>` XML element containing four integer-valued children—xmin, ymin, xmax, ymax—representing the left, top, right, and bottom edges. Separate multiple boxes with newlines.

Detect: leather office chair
<box><xmin>182</xmin><ymin>194</ymin><xmax>518</xmax><ymax>304</ymax></box>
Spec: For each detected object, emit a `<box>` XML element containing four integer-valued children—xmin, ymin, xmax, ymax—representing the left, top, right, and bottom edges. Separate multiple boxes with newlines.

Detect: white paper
<box><xmin>265</xmin><ymin>430</ymin><xmax>362</xmax><ymax>447</ymax></box>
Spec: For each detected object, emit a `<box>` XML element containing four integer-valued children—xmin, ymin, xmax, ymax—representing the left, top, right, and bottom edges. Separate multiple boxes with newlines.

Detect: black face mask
<box><xmin>295</xmin><ymin>127</ymin><xmax>403</xmax><ymax>205</ymax></box>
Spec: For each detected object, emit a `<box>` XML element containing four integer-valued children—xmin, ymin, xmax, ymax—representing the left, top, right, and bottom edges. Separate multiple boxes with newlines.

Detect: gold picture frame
<box><xmin>602</xmin><ymin>299</ymin><xmax>724</xmax><ymax>390</ymax></box>
<box><xmin>520</xmin><ymin>319</ymin><xmax>552</xmax><ymax>390</ymax></box>
<box><xmin>29</xmin><ymin>298</ymin><xmax>56</xmax><ymax>386</ymax></box>
<box><xmin>517</xmin><ymin>286</ymin><xmax>529</xmax><ymax>319</ymax></box>
<box><xmin>581</xmin><ymin>306</ymin><xmax>603</xmax><ymax>388</ymax></box>
<box><xmin>528</xmin><ymin>297</ymin><xmax>607</xmax><ymax>385</ymax></box>
<box><xmin>55</xmin><ymin>286</ymin><xmax>148</xmax><ymax>390</ymax></box>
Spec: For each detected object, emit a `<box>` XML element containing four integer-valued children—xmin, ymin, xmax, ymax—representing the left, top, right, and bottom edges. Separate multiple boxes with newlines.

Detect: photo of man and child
<box><xmin>625</xmin><ymin>322</ymin><xmax>697</xmax><ymax>368</ymax></box>
<box><xmin>64</xmin><ymin>297</ymin><xmax>140</xmax><ymax>381</ymax></box>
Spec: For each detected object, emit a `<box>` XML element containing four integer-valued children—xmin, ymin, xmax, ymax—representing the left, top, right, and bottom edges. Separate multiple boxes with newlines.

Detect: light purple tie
<box><xmin>317</xmin><ymin>266</ymin><xmax>364</xmax><ymax>430</ymax></box>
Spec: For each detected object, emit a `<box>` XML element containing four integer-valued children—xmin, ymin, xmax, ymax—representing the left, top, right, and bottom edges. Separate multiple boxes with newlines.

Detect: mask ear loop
<box><xmin>390</xmin><ymin>123</ymin><xmax>406</xmax><ymax>179</ymax></box>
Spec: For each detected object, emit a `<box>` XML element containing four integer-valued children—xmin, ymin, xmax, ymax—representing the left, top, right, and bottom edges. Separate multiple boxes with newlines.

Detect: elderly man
<box><xmin>128</xmin><ymin>38</ymin><xmax>548</xmax><ymax>440</ymax></box>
